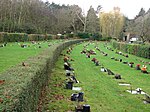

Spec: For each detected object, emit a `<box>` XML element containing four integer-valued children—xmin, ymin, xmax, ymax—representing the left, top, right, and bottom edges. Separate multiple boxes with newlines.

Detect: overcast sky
<box><xmin>42</xmin><ymin>0</ymin><xmax>150</xmax><ymax>19</ymax></box>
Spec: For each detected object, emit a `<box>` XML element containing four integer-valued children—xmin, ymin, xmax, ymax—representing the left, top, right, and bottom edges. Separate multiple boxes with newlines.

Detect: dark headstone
<box><xmin>78</xmin><ymin>92</ymin><xmax>84</xmax><ymax>102</ymax></box>
<box><xmin>123</xmin><ymin>61</ymin><xmax>128</xmax><ymax>64</ymax></box>
<box><xmin>107</xmin><ymin>69</ymin><xmax>115</xmax><ymax>75</ymax></box>
<box><xmin>114</xmin><ymin>74</ymin><xmax>121</xmax><ymax>79</ymax></box>
<box><xmin>119</xmin><ymin>59</ymin><xmax>122</xmax><ymax>62</ymax></box>
<box><xmin>83</xmin><ymin>104</ymin><xmax>90</xmax><ymax>112</ymax></box>
<box><xmin>66</xmin><ymin>72</ymin><xmax>71</xmax><ymax>76</ymax></box>
<box><xmin>71</xmin><ymin>76</ymin><xmax>78</xmax><ymax>83</ymax></box>
<box><xmin>66</xmin><ymin>82</ymin><xmax>73</xmax><ymax>89</ymax></box>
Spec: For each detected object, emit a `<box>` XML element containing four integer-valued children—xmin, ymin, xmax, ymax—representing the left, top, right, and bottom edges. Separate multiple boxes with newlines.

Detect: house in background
<box><xmin>123</xmin><ymin>33</ymin><xmax>139</xmax><ymax>43</ymax></box>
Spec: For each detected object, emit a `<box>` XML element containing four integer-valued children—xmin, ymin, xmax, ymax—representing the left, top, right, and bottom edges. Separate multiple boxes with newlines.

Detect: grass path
<box><xmin>45</xmin><ymin>41</ymin><xmax>150</xmax><ymax>112</ymax></box>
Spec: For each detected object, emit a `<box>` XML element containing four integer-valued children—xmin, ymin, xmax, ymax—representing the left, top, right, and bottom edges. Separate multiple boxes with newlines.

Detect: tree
<box><xmin>126</xmin><ymin>8</ymin><xmax>150</xmax><ymax>43</ymax></box>
<box><xmin>99</xmin><ymin>7</ymin><xmax>125</xmax><ymax>38</ymax></box>
<box><xmin>86</xmin><ymin>6</ymin><xmax>100</xmax><ymax>33</ymax></box>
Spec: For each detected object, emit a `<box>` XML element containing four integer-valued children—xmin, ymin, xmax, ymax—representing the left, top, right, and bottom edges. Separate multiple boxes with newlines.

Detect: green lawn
<box><xmin>0</xmin><ymin>40</ymin><xmax>62</xmax><ymax>73</ymax></box>
<box><xmin>45</xmin><ymin>41</ymin><xmax>150</xmax><ymax>112</ymax></box>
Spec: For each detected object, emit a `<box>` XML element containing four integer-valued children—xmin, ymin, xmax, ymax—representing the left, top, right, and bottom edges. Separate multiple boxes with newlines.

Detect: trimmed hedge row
<box><xmin>0</xmin><ymin>32</ymin><xmax>53</xmax><ymax>43</ymax></box>
<box><xmin>0</xmin><ymin>39</ymin><xmax>85</xmax><ymax>112</ymax></box>
<box><xmin>111</xmin><ymin>40</ymin><xmax>150</xmax><ymax>59</ymax></box>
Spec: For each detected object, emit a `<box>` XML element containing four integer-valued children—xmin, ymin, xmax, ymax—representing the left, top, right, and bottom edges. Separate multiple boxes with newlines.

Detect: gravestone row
<box><xmin>63</xmin><ymin>46</ymin><xmax>91</xmax><ymax>112</ymax></box>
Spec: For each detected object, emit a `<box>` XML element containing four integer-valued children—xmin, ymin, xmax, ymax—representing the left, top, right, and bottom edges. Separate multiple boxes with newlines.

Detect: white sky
<box><xmin>42</xmin><ymin>0</ymin><xmax>150</xmax><ymax>19</ymax></box>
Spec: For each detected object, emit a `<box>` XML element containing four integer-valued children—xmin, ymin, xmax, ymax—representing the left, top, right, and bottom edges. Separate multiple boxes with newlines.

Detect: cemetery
<box><xmin>0</xmin><ymin>0</ymin><xmax>150</xmax><ymax>112</ymax></box>
<box><xmin>40</xmin><ymin>41</ymin><xmax>150</xmax><ymax>112</ymax></box>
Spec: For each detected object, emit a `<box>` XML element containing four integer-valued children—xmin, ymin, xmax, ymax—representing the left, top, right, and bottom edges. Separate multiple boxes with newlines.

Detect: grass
<box><xmin>0</xmin><ymin>40</ymin><xmax>62</xmax><ymax>74</ymax></box>
<box><xmin>45</xmin><ymin>41</ymin><xmax>150</xmax><ymax>112</ymax></box>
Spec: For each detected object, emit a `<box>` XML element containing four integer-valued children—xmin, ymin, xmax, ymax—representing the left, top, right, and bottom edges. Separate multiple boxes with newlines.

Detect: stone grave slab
<box><xmin>72</xmin><ymin>87</ymin><xmax>82</xmax><ymax>91</ymax></box>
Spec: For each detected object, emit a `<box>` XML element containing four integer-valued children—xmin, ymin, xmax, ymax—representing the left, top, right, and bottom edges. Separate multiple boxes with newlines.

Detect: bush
<box><xmin>101</xmin><ymin>37</ymin><xmax>112</xmax><ymax>41</ymax></box>
<box><xmin>76</xmin><ymin>32</ymin><xmax>90</xmax><ymax>39</ymax></box>
<box><xmin>111</xmin><ymin>40</ymin><xmax>150</xmax><ymax>59</ymax></box>
<box><xmin>92</xmin><ymin>33</ymin><xmax>102</xmax><ymax>40</ymax></box>
<box><xmin>3</xmin><ymin>33</ymin><xmax>28</xmax><ymax>42</ymax></box>
<box><xmin>45</xmin><ymin>34</ymin><xmax>52</xmax><ymax>40</ymax></box>
<box><xmin>0</xmin><ymin>32</ymin><xmax>5</xmax><ymax>43</ymax></box>
<box><xmin>0</xmin><ymin>32</ymin><xmax>54</xmax><ymax>43</ymax></box>
<box><xmin>28</xmin><ymin>34</ymin><xmax>46</xmax><ymax>41</ymax></box>
<box><xmin>0</xmin><ymin>39</ymin><xmax>85</xmax><ymax>111</ymax></box>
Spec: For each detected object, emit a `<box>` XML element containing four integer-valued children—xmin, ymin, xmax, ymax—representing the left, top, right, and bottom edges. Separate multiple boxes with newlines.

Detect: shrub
<box><xmin>3</xmin><ymin>33</ymin><xmax>28</xmax><ymax>42</ymax></box>
<box><xmin>28</xmin><ymin>34</ymin><xmax>45</xmax><ymax>41</ymax></box>
<box><xmin>101</xmin><ymin>37</ymin><xmax>112</xmax><ymax>41</ymax></box>
<box><xmin>66</xmin><ymin>33</ymin><xmax>74</xmax><ymax>38</ymax></box>
<box><xmin>0</xmin><ymin>32</ymin><xmax>5</xmax><ymax>43</ymax></box>
<box><xmin>92</xmin><ymin>33</ymin><xmax>102</xmax><ymax>40</ymax></box>
<box><xmin>111</xmin><ymin>40</ymin><xmax>150</xmax><ymax>59</ymax></box>
<box><xmin>0</xmin><ymin>32</ymin><xmax>54</xmax><ymax>43</ymax></box>
<box><xmin>45</xmin><ymin>34</ymin><xmax>52</xmax><ymax>40</ymax></box>
<box><xmin>76</xmin><ymin>32</ymin><xmax>90</xmax><ymax>39</ymax></box>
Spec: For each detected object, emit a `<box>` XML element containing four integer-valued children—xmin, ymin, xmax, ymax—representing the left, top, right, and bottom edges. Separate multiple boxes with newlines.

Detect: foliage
<box><xmin>3</xmin><ymin>33</ymin><xmax>28</xmax><ymax>42</ymax></box>
<box><xmin>111</xmin><ymin>40</ymin><xmax>150</xmax><ymax>58</ymax></box>
<box><xmin>99</xmin><ymin>7</ymin><xmax>125</xmax><ymax>38</ymax></box>
<box><xmin>126</xmin><ymin>8</ymin><xmax>150</xmax><ymax>43</ymax></box>
<box><xmin>76</xmin><ymin>32</ymin><xmax>90</xmax><ymax>38</ymax></box>
<box><xmin>92</xmin><ymin>33</ymin><xmax>102</xmax><ymax>40</ymax></box>
<box><xmin>101</xmin><ymin>36</ymin><xmax>112</xmax><ymax>41</ymax></box>
<box><xmin>86</xmin><ymin>6</ymin><xmax>100</xmax><ymax>33</ymax></box>
<box><xmin>66</xmin><ymin>33</ymin><xmax>74</xmax><ymax>38</ymax></box>
<box><xmin>0</xmin><ymin>32</ymin><xmax>55</xmax><ymax>42</ymax></box>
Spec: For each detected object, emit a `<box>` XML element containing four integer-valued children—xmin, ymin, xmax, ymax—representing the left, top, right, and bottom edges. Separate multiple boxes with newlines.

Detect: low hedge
<box><xmin>0</xmin><ymin>32</ymin><xmax>55</xmax><ymax>43</ymax></box>
<box><xmin>111</xmin><ymin>40</ymin><xmax>150</xmax><ymax>59</ymax></box>
<box><xmin>0</xmin><ymin>32</ymin><xmax>5</xmax><ymax>42</ymax></box>
<box><xmin>0</xmin><ymin>39</ymin><xmax>85</xmax><ymax>112</ymax></box>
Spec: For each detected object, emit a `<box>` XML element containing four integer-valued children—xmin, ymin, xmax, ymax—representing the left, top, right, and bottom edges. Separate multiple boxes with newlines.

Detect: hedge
<box><xmin>111</xmin><ymin>40</ymin><xmax>150</xmax><ymax>59</ymax></box>
<box><xmin>0</xmin><ymin>32</ymin><xmax>54</xmax><ymax>43</ymax></box>
<box><xmin>76</xmin><ymin>32</ymin><xmax>90</xmax><ymax>39</ymax></box>
<box><xmin>0</xmin><ymin>39</ymin><xmax>85</xmax><ymax>112</ymax></box>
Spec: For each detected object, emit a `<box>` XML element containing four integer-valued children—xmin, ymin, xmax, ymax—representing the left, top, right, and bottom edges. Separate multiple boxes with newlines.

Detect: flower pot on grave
<box><xmin>123</xmin><ymin>61</ymin><xmax>128</xmax><ymax>64</ymax></box>
<box><xmin>66</xmin><ymin>72</ymin><xmax>71</xmax><ymax>76</ymax></box>
<box><xmin>114</xmin><ymin>74</ymin><xmax>121</xmax><ymax>79</ymax></box>
<box><xmin>71</xmin><ymin>93</ymin><xmax>78</xmax><ymax>101</ymax></box>
<box><xmin>119</xmin><ymin>59</ymin><xmax>122</xmax><ymax>62</ymax></box>
<box><xmin>75</xmin><ymin>105</ymin><xmax>83</xmax><ymax>112</ymax></box>
<box><xmin>66</xmin><ymin>81</ymin><xmax>73</xmax><ymax>89</ymax></box>
<box><xmin>136</xmin><ymin>64</ymin><xmax>141</xmax><ymax>70</ymax></box>
<box><xmin>83</xmin><ymin>104</ymin><xmax>90</xmax><ymax>112</ymax></box>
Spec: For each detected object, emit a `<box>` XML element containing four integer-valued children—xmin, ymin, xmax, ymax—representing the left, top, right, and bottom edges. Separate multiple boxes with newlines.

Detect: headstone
<box><xmin>83</xmin><ymin>104</ymin><xmax>90</xmax><ymax>112</ymax></box>
<box><xmin>144</xmin><ymin>94</ymin><xmax>150</xmax><ymax>103</ymax></box>
<box><xmin>114</xmin><ymin>74</ymin><xmax>121</xmax><ymax>79</ymax></box>
<box><xmin>107</xmin><ymin>69</ymin><xmax>115</xmax><ymax>75</ymax></box>
<box><xmin>72</xmin><ymin>87</ymin><xmax>82</xmax><ymax>91</ymax></box>
<box><xmin>66</xmin><ymin>82</ymin><xmax>73</xmax><ymax>89</ymax></box>
<box><xmin>78</xmin><ymin>92</ymin><xmax>84</xmax><ymax>102</ymax></box>
<box><xmin>119</xmin><ymin>59</ymin><xmax>122</xmax><ymax>62</ymax></box>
